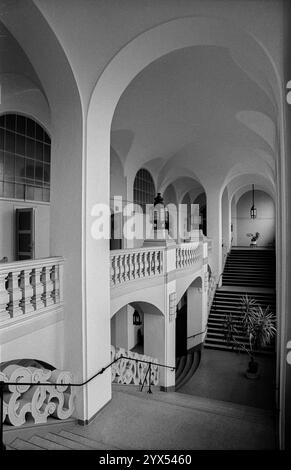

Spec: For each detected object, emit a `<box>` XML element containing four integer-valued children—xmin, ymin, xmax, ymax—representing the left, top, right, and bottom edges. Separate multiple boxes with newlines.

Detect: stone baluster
<box><xmin>0</xmin><ymin>272</ymin><xmax>10</xmax><ymax>321</ymax></box>
<box><xmin>19</xmin><ymin>269</ymin><xmax>34</xmax><ymax>314</ymax></box>
<box><xmin>121</xmin><ymin>254</ymin><xmax>126</xmax><ymax>283</ymax></box>
<box><xmin>7</xmin><ymin>270</ymin><xmax>23</xmax><ymax>318</ymax></box>
<box><xmin>116</xmin><ymin>255</ymin><xmax>121</xmax><ymax>284</ymax></box>
<box><xmin>130</xmin><ymin>253</ymin><xmax>135</xmax><ymax>280</ymax></box>
<box><xmin>42</xmin><ymin>265</ymin><xmax>55</xmax><ymax>307</ymax></box>
<box><xmin>126</xmin><ymin>254</ymin><xmax>131</xmax><ymax>281</ymax></box>
<box><xmin>136</xmin><ymin>253</ymin><xmax>141</xmax><ymax>278</ymax></box>
<box><xmin>145</xmin><ymin>251</ymin><xmax>150</xmax><ymax>276</ymax></box>
<box><xmin>112</xmin><ymin>256</ymin><xmax>118</xmax><ymax>286</ymax></box>
<box><xmin>31</xmin><ymin>267</ymin><xmax>45</xmax><ymax>310</ymax></box>
<box><xmin>141</xmin><ymin>252</ymin><xmax>145</xmax><ymax>277</ymax></box>
<box><xmin>51</xmin><ymin>264</ymin><xmax>60</xmax><ymax>303</ymax></box>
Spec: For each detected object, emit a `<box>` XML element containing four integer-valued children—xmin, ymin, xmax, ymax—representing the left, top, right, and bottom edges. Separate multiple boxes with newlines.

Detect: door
<box><xmin>15</xmin><ymin>208</ymin><xmax>35</xmax><ymax>260</ymax></box>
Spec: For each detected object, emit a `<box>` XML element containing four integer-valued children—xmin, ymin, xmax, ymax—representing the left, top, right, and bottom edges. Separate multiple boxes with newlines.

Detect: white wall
<box><xmin>0</xmin><ymin>199</ymin><xmax>50</xmax><ymax>261</ymax></box>
<box><xmin>111</xmin><ymin>304</ymin><xmax>142</xmax><ymax>350</ymax></box>
<box><xmin>234</xmin><ymin>190</ymin><xmax>275</xmax><ymax>247</ymax></box>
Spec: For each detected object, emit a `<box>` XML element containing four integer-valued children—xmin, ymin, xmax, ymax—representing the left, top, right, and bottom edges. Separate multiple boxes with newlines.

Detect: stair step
<box><xmin>59</xmin><ymin>430</ymin><xmax>113</xmax><ymax>450</ymax></box>
<box><xmin>10</xmin><ymin>437</ymin><xmax>45</xmax><ymax>450</ymax></box>
<box><xmin>29</xmin><ymin>434</ymin><xmax>69</xmax><ymax>450</ymax></box>
<box><xmin>44</xmin><ymin>432</ymin><xmax>93</xmax><ymax>450</ymax></box>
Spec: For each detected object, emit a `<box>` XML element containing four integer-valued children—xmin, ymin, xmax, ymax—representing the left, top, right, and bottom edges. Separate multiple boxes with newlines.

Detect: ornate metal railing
<box><xmin>0</xmin><ymin>257</ymin><xmax>64</xmax><ymax>324</ymax></box>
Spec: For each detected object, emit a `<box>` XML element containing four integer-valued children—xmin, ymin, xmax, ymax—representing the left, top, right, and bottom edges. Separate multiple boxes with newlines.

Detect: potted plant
<box><xmin>223</xmin><ymin>294</ymin><xmax>276</xmax><ymax>379</ymax></box>
<box><xmin>246</xmin><ymin>232</ymin><xmax>260</xmax><ymax>247</ymax></box>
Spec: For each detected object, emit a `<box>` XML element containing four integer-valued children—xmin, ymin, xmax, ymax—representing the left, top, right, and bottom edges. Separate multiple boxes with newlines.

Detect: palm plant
<box><xmin>223</xmin><ymin>295</ymin><xmax>277</xmax><ymax>377</ymax></box>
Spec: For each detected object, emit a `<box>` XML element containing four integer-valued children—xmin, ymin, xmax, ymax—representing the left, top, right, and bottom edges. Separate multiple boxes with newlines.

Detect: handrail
<box><xmin>187</xmin><ymin>328</ymin><xmax>207</xmax><ymax>340</ymax></box>
<box><xmin>0</xmin><ymin>354</ymin><xmax>175</xmax><ymax>451</ymax></box>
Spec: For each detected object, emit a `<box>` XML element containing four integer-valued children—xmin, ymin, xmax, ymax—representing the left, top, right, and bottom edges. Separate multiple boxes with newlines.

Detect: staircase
<box><xmin>222</xmin><ymin>248</ymin><xmax>275</xmax><ymax>288</ymax></box>
<box><xmin>205</xmin><ymin>248</ymin><xmax>276</xmax><ymax>352</ymax></box>
<box><xmin>175</xmin><ymin>348</ymin><xmax>201</xmax><ymax>390</ymax></box>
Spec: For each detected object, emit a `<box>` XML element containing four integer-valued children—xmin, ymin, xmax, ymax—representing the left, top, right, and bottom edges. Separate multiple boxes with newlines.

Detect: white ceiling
<box><xmin>111</xmin><ymin>45</ymin><xmax>276</xmax><ymax>197</ymax></box>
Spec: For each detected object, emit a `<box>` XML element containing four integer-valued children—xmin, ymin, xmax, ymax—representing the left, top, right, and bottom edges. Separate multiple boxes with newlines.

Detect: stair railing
<box><xmin>187</xmin><ymin>328</ymin><xmax>207</xmax><ymax>341</ymax></box>
<box><xmin>0</xmin><ymin>355</ymin><xmax>175</xmax><ymax>451</ymax></box>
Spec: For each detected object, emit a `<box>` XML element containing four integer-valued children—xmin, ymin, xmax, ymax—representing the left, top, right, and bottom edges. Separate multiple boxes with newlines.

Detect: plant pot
<box><xmin>245</xmin><ymin>358</ymin><xmax>260</xmax><ymax>379</ymax></box>
<box><xmin>250</xmin><ymin>241</ymin><xmax>257</xmax><ymax>248</ymax></box>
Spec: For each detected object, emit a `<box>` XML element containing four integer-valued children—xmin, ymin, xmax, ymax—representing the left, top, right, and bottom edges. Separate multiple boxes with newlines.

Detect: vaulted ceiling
<box><xmin>111</xmin><ymin>45</ymin><xmax>277</xmax><ymax>198</ymax></box>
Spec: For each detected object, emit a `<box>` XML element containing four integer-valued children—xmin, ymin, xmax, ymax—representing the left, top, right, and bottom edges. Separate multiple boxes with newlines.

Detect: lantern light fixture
<box><xmin>250</xmin><ymin>184</ymin><xmax>257</xmax><ymax>219</ymax></box>
<box><xmin>133</xmin><ymin>310</ymin><xmax>142</xmax><ymax>326</ymax></box>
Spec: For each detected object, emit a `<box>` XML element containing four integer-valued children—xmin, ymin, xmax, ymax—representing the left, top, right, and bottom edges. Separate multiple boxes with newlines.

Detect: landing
<box><xmin>179</xmin><ymin>348</ymin><xmax>276</xmax><ymax>410</ymax></box>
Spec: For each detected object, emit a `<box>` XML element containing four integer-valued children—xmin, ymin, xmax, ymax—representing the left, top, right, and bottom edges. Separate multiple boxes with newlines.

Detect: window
<box><xmin>0</xmin><ymin>114</ymin><xmax>51</xmax><ymax>202</ymax></box>
<box><xmin>133</xmin><ymin>168</ymin><xmax>155</xmax><ymax>212</ymax></box>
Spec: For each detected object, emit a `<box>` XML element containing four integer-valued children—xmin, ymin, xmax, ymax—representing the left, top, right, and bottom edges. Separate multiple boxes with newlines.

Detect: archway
<box><xmin>233</xmin><ymin>189</ymin><xmax>275</xmax><ymax>248</ymax></box>
<box><xmin>87</xmin><ymin>14</ymin><xmax>284</xmax><ymax>429</ymax></box>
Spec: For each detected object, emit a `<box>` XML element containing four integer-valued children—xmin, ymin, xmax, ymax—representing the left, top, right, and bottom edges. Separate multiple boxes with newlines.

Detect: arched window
<box><xmin>133</xmin><ymin>168</ymin><xmax>155</xmax><ymax>212</ymax></box>
<box><xmin>0</xmin><ymin>114</ymin><xmax>51</xmax><ymax>202</ymax></box>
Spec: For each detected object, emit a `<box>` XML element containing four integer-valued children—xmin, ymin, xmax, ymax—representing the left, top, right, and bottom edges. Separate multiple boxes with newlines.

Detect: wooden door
<box><xmin>15</xmin><ymin>208</ymin><xmax>35</xmax><ymax>260</ymax></box>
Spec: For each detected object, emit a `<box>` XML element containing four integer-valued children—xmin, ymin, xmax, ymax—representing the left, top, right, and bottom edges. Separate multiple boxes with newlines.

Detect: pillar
<box><xmin>206</xmin><ymin>188</ymin><xmax>223</xmax><ymax>283</ymax></box>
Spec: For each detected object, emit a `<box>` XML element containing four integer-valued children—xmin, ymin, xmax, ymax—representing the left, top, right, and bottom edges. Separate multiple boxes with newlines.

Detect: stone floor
<box><xmin>4</xmin><ymin>349</ymin><xmax>277</xmax><ymax>450</ymax></box>
<box><xmin>179</xmin><ymin>348</ymin><xmax>276</xmax><ymax>410</ymax></box>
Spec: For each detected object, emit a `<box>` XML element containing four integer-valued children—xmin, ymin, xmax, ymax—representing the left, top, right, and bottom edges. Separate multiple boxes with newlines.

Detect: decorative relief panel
<box><xmin>111</xmin><ymin>345</ymin><xmax>159</xmax><ymax>386</ymax></box>
<box><xmin>0</xmin><ymin>365</ymin><xmax>74</xmax><ymax>426</ymax></box>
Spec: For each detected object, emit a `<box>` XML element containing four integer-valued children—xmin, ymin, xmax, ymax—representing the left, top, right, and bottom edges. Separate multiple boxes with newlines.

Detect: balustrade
<box><xmin>176</xmin><ymin>243</ymin><xmax>202</xmax><ymax>270</ymax></box>
<box><xmin>110</xmin><ymin>247</ymin><xmax>164</xmax><ymax>287</ymax></box>
<box><xmin>0</xmin><ymin>257</ymin><xmax>64</xmax><ymax>323</ymax></box>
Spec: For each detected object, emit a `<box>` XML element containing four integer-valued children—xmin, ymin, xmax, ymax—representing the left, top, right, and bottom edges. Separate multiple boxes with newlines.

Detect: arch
<box><xmin>133</xmin><ymin>167</ymin><xmax>156</xmax><ymax>210</ymax></box>
<box><xmin>0</xmin><ymin>358</ymin><xmax>56</xmax><ymax>371</ymax></box>
<box><xmin>86</xmin><ymin>14</ymin><xmax>285</xmax><ymax>429</ymax></box>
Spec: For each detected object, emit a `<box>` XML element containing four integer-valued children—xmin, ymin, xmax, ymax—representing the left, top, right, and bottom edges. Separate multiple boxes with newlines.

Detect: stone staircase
<box><xmin>222</xmin><ymin>248</ymin><xmax>275</xmax><ymax>288</ymax></box>
<box><xmin>205</xmin><ymin>248</ymin><xmax>276</xmax><ymax>352</ymax></box>
<box><xmin>175</xmin><ymin>348</ymin><xmax>201</xmax><ymax>390</ymax></box>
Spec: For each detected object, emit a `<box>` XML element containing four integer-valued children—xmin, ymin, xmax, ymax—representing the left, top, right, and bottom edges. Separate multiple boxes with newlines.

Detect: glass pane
<box><xmin>26</xmin><ymin>138</ymin><xmax>35</xmax><ymax>158</ymax></box>
<box><xmin>44</xmin><ymin>163</ymin><xmax>50</xmax><ymax>184</ymax></box>
<box><xmin>25</xmin><ymin>185</ymin><xmax>34</xmax><ymax>200</ymax></box>
<box><xmin>25</xmin><ymin>159</ymin><xmax>35</xmax><ymax>181</ymax></box>
<box><xmin>44</xmin><ymin>133</ymin><xmax>51</xmax><ymax>145</ymax></box>
<box><xmin>0</xmin><ymin>150</ymin><xmax>3</xmax><ymax>179</ymax></box>
<box><xmin>0</xmin><ymin>129</ymin><xmax>4</xmax><ymax>149</ymax></box>
<box><xmin>35</xmin><ymin>141</ymin><xmax>43</xmax><ymax>161</ymax></box>
<box><xmin>43</xmin><ymin>144</ymin><xmax>50</xmax><ymax>162</ymax></box>
<box><xmin>34</xmin><ymin>162</ymin><xmax>43</xmax><ymax>182</ymax></box>
<box><xmin>15</xmin><ymin>183</ymin><xmax>25</xmax><ymax>199</ymax></box>
<box><xmin>4</xmin><ymin>153</ymin><xmax>15</xmax><ymax>181</ymax></box>
<box><xmin>43</xmin><ymin>188</ymin><xmax>50</xmax><ymax>202</ymax></box>
<box><xmin>18</xmin><ymin>210</ymin><xmax>31</xmax><ymax>230</ymax></box>
<box><xmin>15</xmin><ymin>156</ymin><xmax>26</xmax><ymax>182</ymax></box>
<box><xmin>34</xmin><ymin>186</ymin><xmax>43</xmax><ymax>201</ymax></box>
<box><xmin>4</xmin><ymin>182</ymin><xmax>15</xmax><ymax>198</ymax></box>
<box><xmin>5</xmin><ymin>114</ymin><xmax>16</xmax><ymax>131</ymax></box>
<box><xmin>5</xmin><ymin>131</ymin><xmax>15</xmax><ymax>153</ymax></box>
<box><xmin>16</xmin><ymin>134</ymin><xmax>26</xmax><ymax>156</ymax></box>
<box><xmin>0</xmin><ymin>115</ymin><xmax>5</xmax><ymax>127</ymax></box>
<box><xmin>18</xmin><ymin>233</ymin><xmax>31</xmax><ymax>252</ymax></box>
<box><xmin>26</xmin><ymin>119</ymin><xmax>35</xmax><ymax>138</ymax></box>
<box><xmin>0</xmin><ymin>181</ymin><xmax>3</xmax><ymax>197</ymax></box>
<box><xmin>16</xmin><ymin>115</ymin><xmax>26</xmax><ymax>135</ymax></box>
<box><xmin>36</xmin><ymin>124</ymin><xmax>44</xmax><ymax>141</ymax></box>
